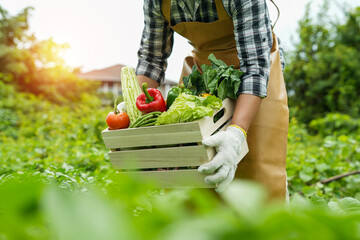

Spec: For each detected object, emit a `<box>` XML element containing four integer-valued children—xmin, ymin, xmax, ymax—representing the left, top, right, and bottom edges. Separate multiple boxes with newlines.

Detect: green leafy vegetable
<box><xmin>183</xmin><ymin>53</ymin><xmax>244</xmax><ymax>100</ymax></box>
<box><xmin>155</xmin><ymin>93</ymin><xmax>222</xmax><ymax>125</ymax></box>
<box><xmin>182</xmin><ymin>65</ymin><xmax>204</xmax><ymax>95</ymax></box>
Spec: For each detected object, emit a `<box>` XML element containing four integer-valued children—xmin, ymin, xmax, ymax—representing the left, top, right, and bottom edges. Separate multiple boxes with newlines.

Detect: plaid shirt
<box><xmin>136</xmin><ymin>0</ymin><xmax>285</xmax><ymax>98</ymax></box>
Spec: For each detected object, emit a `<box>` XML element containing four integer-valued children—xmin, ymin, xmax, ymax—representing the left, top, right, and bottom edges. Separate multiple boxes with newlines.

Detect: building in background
<box><xmin>77</xmin><ymin>64</ymin><xmax>177</xmax><ymax>97</ymax></box>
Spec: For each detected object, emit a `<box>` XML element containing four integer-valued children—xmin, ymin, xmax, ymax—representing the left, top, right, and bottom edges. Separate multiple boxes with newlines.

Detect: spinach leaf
<box><xmin>183</xmin><ymin>65</ymin><xmax>204</xmax><ymax>95</ymax></box>
<box><xmin>183</xmin><ymin>54</ymin><xmax>244</xmax><ymax>99</ymax></box>
<box><xmin>208</xmin><ymin>53</ymin><xmax>227</xmax><ymax>68</ymax></box>
<box><xmin>203</xmin><ymin>68</ymin><xmax>217</xmax><ymax>94</ymax></box>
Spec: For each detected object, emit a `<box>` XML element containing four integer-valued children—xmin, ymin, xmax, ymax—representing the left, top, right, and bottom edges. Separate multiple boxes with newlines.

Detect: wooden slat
<box><xmin>119</xmin><ymin>169</ymin><xmax>215</xmax><ymax>188</ymax></box>
<box><xmin>102</xmin><ymin>120</ymin><xmax>200</xmax><ymax>137</ymax></box>
<box><xmin>102</xmin><ymin>122</ymin><xmax>202</xmax><ymax>148</ymax></box>
<box><xmin>199</xmin><ymin>98</ymin><xmax>236</xmax><ymax>139</ymax></box>
<box><xmin>109</xmin><ymin>145</ymin><xmax>210</xmax><ymax>169</ymax></box>
<box><xmin>103</xmin><ymin>131</ymin><xmax>203</xmax><ymax>149</ymax></box>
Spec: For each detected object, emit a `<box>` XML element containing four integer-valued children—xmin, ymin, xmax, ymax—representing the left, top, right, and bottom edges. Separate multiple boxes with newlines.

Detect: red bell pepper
<box><xmin>136</xmin><ymin>83</ymin><xmax>167</xmax><ymax>114</ymax></box>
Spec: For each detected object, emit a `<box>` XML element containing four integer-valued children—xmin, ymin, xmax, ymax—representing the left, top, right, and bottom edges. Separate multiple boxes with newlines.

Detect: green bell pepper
<box><xmin>166</xmin><ymin>84</ymin><xmax>193</xmax><ymax>109</ymax></box>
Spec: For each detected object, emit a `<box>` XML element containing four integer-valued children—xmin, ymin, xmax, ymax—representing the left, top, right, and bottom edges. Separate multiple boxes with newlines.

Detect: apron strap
<box><xmin>271</xmin><ymin>32</ymin><xmax>278</xmax><ymax>53</ymax></box>
<box><xmin>161</xmin><ymin>0</ymin><xmax>171</xmax><ymax>23</ymax></box>
<box><xmin>268</xmin><ymin>0</ymin><xmax>280</xmax><ymax>30</ymax></box>
<box><xmin>214</xmin><ymin>0</ymin><xmax>229</xmax><ymax>20</ymax></box>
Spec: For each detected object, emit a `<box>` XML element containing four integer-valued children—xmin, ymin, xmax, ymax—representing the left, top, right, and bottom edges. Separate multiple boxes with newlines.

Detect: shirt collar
<box><xmin>176</xmin><ymin>0</ymin><xmax>201</xmax><ymax>20</ymax></box>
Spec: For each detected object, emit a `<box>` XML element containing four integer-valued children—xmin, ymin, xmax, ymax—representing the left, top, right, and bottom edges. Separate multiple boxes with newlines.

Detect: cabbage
<box><xmin>155</xmin><ymin>93</ymin><xmax>222</xmax><ymax>125</ymax></box>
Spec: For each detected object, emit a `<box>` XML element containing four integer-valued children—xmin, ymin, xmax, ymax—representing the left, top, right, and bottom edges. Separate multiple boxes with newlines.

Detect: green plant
<box><xmin>287</xmin><ymin>117</ymin><xmax>360</xmax><ymax>200</ymax></box>
<box><xmin>0</xmin><ymin>177</ymin><xmax>360</xmax><ymax>240</ymax></box>
<box><xmin>285</xmin><ymin>4</ymin><xmax>360</xmax><ymax>123</ymax></box>
<box><xmin>309</xmin><ymin>113</ymin><xmax>360</xmax><ymax>136</ymax></box>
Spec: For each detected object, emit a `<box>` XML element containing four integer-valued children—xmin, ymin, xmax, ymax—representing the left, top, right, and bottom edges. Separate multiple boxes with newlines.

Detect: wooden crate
<box><xmin>101</xmin><ymin>98</ymin><xmax>249</xmax><ymax>188</ymax></box>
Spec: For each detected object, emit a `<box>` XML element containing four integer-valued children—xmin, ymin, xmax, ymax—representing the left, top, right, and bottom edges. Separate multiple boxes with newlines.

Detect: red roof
<box><xmin>77</xmin><ymin>64</ymin><xmax>125</xmax><ymax>82</ymax></box>
<box><xmin>78</xmin><ymin>64</ymin><xmax>177</xmax><ymax>84</ymax></box>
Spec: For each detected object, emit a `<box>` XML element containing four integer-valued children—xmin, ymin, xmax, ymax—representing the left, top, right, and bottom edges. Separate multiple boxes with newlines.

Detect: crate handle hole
<box><xmin>213</xmin><ymin>108</ymin><xmax>225</xmax><ymax>123</ymax></box>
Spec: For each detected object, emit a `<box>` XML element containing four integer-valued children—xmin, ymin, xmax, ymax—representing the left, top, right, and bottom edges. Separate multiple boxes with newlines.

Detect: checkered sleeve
<box><xmin>278</xmin><ymin>36</ymin><xmax>286</xmax><ymax>71</ymax></box>
<box><xmin>229</xmin><ymin>0</ymin><xmax>273</xmax><ymax>98</ymax></box>
<box><xmin>136</xmin><ymin>0</ymin><xmax>174</xmax><ymax>85</ymax></box>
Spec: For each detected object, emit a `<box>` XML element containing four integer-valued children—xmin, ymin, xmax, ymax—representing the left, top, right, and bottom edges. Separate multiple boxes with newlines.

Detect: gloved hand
<box><xmin>198</xmin><ymin>125</ymin><xmax>246</xmax><ymax>192</ymax></box>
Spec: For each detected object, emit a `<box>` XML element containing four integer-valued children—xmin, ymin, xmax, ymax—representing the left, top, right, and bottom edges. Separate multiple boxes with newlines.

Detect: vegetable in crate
<box><xmin>183</xmin><ymin>53</ymin><xmax>244</xmax><ymax>100</ymax></box>
<box><xmin>120</xmin><ymin>66</ymin><xmax>143</xmax><ymax>123</ymax></box>
<box><xmin>166</xmin><ymin>84</ymin><xmax>193</xmax><ymax>108</ymax></box>
<box><xmin>129</xmin><ymin>111</ymin><xmax>162</xmax><ymax>128</ymax></box>
<box><xmin>106</xmin><ymin>100</ymin><xmax>130</xmax><ymax>130</ymax></box>
<box><xmin>156</xmin><ymin>93</ymin><xmax>222</xmax><ymax>125</ymax></box>
<box><xmin>136</xmin><ymin>83</ymin><xmax>167</xmax><ymax>114</ymax></box>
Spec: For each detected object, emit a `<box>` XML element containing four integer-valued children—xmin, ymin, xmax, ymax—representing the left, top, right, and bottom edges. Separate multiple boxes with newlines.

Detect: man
<box><xmin>136</xmin><ymin>0</ymin><xmax>289</xmax><ymax>200</ymax></box>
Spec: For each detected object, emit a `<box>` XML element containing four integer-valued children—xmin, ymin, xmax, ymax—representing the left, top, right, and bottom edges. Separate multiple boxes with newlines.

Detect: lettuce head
<box><xmin>155</xmin><ymin>93</ymin><xmax>222</xmax><ymax>125</ymax></box>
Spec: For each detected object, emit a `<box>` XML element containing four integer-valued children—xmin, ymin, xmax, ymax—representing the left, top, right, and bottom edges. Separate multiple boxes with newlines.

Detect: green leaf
<box><xmin>208</xmin><ymin>53</ymin><xmax>227</xmax><ymax>68</ymax></box>
<box><xmin>328</xmin><ymin>197</ymin><xmax>360</xmax><ymax>214</ymax></box>
<box><xmin>202</xmin><ymin>95</ymin><xmax>223</xmax><ymax>109</ymax></box>
<box><xmin>339</xmin><ymin>197</ymin><xmax>360</xmax><ymax>213</ymax></box>
<box><xmin>328</xmin><ymin>201</ymin><xmax>345</xmax><ymax>214</ymax></box>
<box><xmin>220</xmin><ymin>180</ymin><xmax>266</xmax><ymax>222</ymax></box>
<box><xmin>229</xmin><ymin>70</ymin><xmax>243</xmax><ymax>96</ymax></box>
<box><xmin>315</xmin><ymin>163</ymin><xmax>329</xmax><ymax>172</ymax></box>
<box><xmin>203</xmin><ymin>68</ymin><xmax>218</xmax><ymax>93</ymax></box>
<box><xmin>200</xmin><ymin>64</ymin><xmax>211</xmax><ymax>74</ymax></box>
<box><xmin>302</xmin><ymin>186</ymin><xmax>317</xmax><ymax>197</ymax></box>
<box><xmin>217</xmin><ymin>80</ymin><xmax>227</xmax><ymax>100</ymax></box>
<box><xmin>182</xmin><ymin>65</ymin><xmax>205</xmax><ymax>95</ymax></box>
<box><xmin>299</xmin><ymin>170</ymin><xmax>314</xmax><ymax>182</ymax></box>
<box><xmin>155</xmin><ymin>93</ymin><xmax>222</xmax><ymax>125</ymax></box>
<box><xmin>225</xmin><ymin>85</ymin><xmax>236</xmax><ymax>99</ymax></box>
<box><xmin>310</xmin><ymin>195</ymin><xmax>328</xmax><ymax>208</ymax></box>
<box><xmin>42</xmin><ymin>186</ymin><xmax>138</xmax><ymax>240</ymax></box>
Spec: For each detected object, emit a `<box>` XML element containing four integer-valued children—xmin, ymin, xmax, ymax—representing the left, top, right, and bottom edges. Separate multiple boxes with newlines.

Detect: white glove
<box><xmin>198</xmin><ymin>126</ymin><xmax>246</xmax><ymax>192</ymax></box>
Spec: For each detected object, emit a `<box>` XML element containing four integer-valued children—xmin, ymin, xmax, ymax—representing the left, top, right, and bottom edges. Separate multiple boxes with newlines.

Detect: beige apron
<box><xmin>162</xmin><ymin>0</ymin><xmax>289</xmax><ymax>200</ymax></box>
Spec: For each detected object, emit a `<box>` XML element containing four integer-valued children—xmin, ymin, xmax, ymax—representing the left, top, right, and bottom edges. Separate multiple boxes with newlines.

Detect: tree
<box><xmin>0</xmin><ymin>5</ymin><xmax>98</xmax><ymax>104</ymax></box>
<box><xmin>284</xmin><ymin>3</ymin><xmax>360</xmax><ymax>123</ymax></box>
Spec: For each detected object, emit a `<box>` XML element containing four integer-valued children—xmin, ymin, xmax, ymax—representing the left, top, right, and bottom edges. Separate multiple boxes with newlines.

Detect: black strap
<box><xmin>269</xmin><ymin>0</ymin><xmax>280</xmax><ymax>30</ymax></box>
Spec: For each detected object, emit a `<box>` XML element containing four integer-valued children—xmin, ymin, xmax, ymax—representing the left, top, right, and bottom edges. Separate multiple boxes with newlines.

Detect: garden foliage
<box><xmin>1</xmin><ymin>77</ymin><xmax>360</xmax><ymax>238</ymax></box>
<box><xmin>0</xmin><ymin>175</ymin><xmax>360</xmax><ymax>239</ymax></box>
<box><xmin>285</xmin><ymin>4</ymin><xmax>360</xmax><ymax>123</ymax></box>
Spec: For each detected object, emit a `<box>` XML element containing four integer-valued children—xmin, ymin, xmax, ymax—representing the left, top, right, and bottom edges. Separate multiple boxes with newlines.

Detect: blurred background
<box><xmin>0</xmin><ymin>0</ymin><xmax>360</xmax><ymax>239</ymax></box>
<box><xmin>0</xmin><ymin>0</ymin><xmax>358</xmax><ymax>80</ymax></box>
